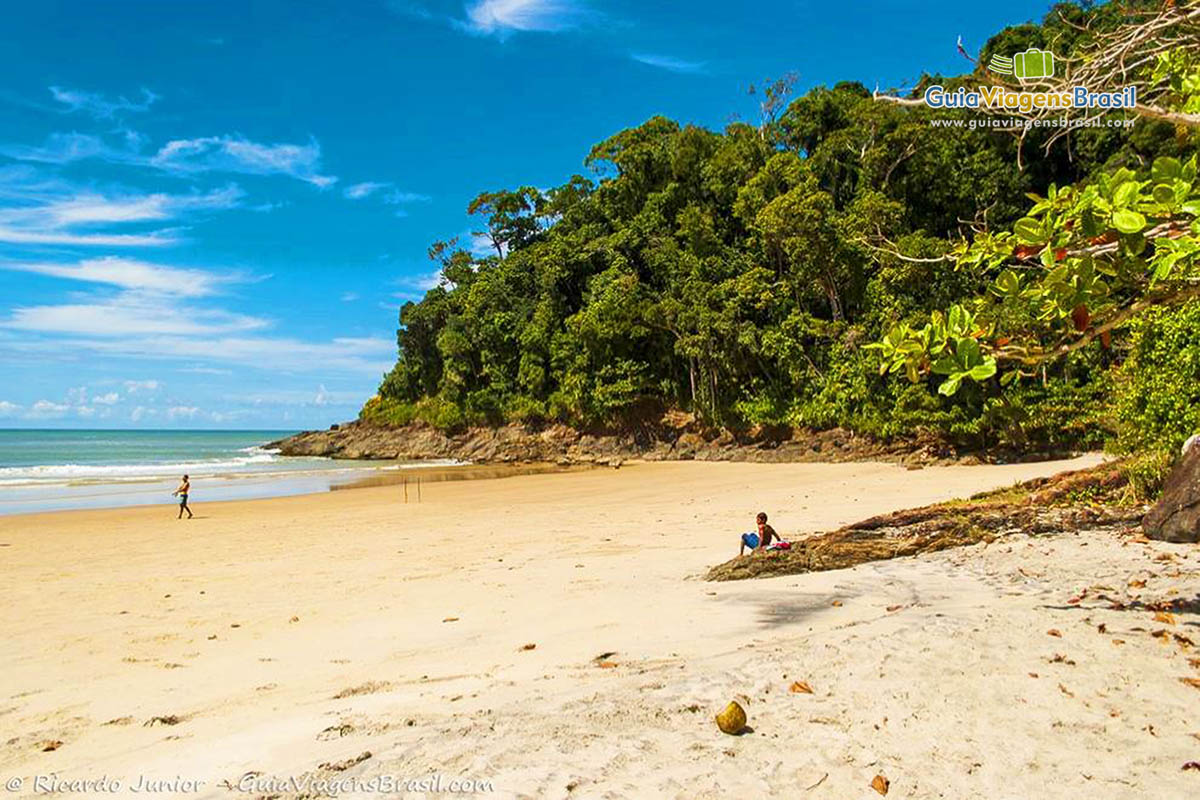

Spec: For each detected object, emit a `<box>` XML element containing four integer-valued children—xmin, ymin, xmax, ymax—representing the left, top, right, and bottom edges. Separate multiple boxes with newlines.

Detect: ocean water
<box><xmin>0</xmin><ymin>429</ymin><xmax>439</xmax><ymax>515</ymax></box>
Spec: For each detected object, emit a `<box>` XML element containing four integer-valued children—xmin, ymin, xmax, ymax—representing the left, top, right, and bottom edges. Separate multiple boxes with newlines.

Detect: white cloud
<box><xmin>384</xmin><ymin>190</ymin><xmax>431</xmax><ymax>204</ymax></box>
<box><xmin>631</xmin><ymin>53</ymin><xmax>705</xmax><ymax>74</ymax></box>
<box><xmin>0</xmin><ymin>226</ymin><xmax>176</xmax><ymax>246</ymax></box>
<box><xmin>344</xmin><ymin>181</ymin><xmax>389</xmax><ymax>199</ymax></box>
<box><xmin>5</xmin><ymin>297</ymin><xmax>268</xmax><ymax>337</ymax></box>
<box><xmin>177</xmin><ymin>366</ymin><xmax>232</xmax><ymax>376</ymax></box>
<box><xmin>0</xmin><ymin>400</ymin><xmax>19</xmax><ymax>417</ymax></box>
<box><xmin>50</xmin><ymin>86</ymin><xmax>158</xmax><ymax>119</ymax></box>
<box><xmin>2</xmin><ymin>256</ymin><xmax>247</xmax><ymax>298</ymax></box>
<box><xmin>29</xmin><ymin>185</ymin><xmax>242</xmax><ymax>226</ymax></box>
<box><xmin>388</xmin><ymin>1</ymin><xmax>434</xmax><ymax>21</ymax></box>
<box><xmin>124</xmin><ymin>380</ymin><xmax>160</xmax><ymax>394</ymax></box>
<box><xmin>3</xmin><ymin>131</ymin><xmax>335</xmax><ymax>188</ymax></box>
<box><xmin>0</xmin><ymin>133</ymin><xmax>125</xmax><ymax>165</ymax></box>
<box><xmin>340</xmin><ymin>291</ymin><xmax>359</xmax><ymax>302</ymax></box>
<box><xmin>79</xmin><ymin>335</ymin><xmax>395</xmax><ymax>375</ymax></box>
<box><xmin>29</xmin><ymin>399</ymin><xmax>70</xmax><ymax>418</ymax></box>
<box><xmin>393</xmin><ymin>269</ymin><xmax>444</xmax><ymax>300</ymax></box>
<box><xmin>237</xmin><ymin>386</ymin><xmax>364</xmax><ymax>407</ymax></box>
<box><xmin>130</xmin><ymin>406</ymin><xmax>156</xmax><ymax>423</ymax></box>
<box><xmin>166</xmin><ymin>405</ymin><xmax>200</xmax><ymax>420</ymax></box>
<box><xmin>151</xmin><ymin>136</ymin><xmax>337</xmax><ymax>187</ymax></box>
<box><xmin>467</xmin><ymin>228</ymin><xmax>502</xmax><ymax>258</ymax></box>
<box><xmin>461</xmin><ymin>0</ymin><xmax>583</xmax><ymax>36</ymax></box>
<box><xmin>0</xmin><ymin>172</ymin><xmax>241</xmax><ymax>248</ymax></box>
<box><xmin>2</xmin><ymin>132</ymin><xmax>337</xmax><ymax>191</ymax></box>
<box><xmin>92</xmin><ymin>392</ymin><xmax>120</xmax><ymax>405</ymax></box>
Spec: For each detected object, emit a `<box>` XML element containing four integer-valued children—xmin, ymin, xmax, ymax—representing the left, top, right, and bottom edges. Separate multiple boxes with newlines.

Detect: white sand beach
<box><xmin>2</xmin><ymin>456</ymin><xmax>1197</xmax><ymax>799</ymax></box>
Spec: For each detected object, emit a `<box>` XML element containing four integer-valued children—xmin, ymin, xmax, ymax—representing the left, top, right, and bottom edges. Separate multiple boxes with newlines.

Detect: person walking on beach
<box><xmin>173</xmin><ymin>475</ymin><xmax>193</xmax><ymax>519</ymax></box>
<box><xmin>739</xmin><ymin>511</ymin><xmax>779</xmax><ymax>555</ymax></box>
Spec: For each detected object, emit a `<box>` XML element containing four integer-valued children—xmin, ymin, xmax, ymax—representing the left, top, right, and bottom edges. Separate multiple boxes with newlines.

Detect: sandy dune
<box><xmin>2</xmin><ymin>455</ymin><xmax>1198</xmax><ymax>798</ymax></box>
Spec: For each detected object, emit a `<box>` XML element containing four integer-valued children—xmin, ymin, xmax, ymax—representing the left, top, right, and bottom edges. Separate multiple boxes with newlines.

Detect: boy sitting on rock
<box><xmin>739</xmin><ymin>511</ymin><xmax>782</xmax><ymax>555</ymax></box>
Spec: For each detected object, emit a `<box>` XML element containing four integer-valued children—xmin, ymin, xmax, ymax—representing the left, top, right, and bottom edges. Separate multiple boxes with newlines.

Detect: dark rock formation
<box><xmin>707</xmin><ymin>460</ymin><xmax>1145</xmax><ymax>581</ymax></box>
<box><xmin>268</xmin><ymin>418</ymin><xmax>976</xmax><ymax>467</ymax></box>
<box><xmin>1143</xmin><ymin>444</ymin><xmax>1200</xmax><ymax>543</ymax></box>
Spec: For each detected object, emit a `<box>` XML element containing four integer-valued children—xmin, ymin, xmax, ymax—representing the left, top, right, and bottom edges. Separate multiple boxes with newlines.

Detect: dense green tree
<box><xmin>363</xmin><ymin>1</ymin><xmax>1198</xmax><ymax>456</ymax></box>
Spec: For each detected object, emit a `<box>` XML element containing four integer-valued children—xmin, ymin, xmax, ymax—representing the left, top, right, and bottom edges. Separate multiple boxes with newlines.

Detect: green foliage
<box><xmin>875</xmin><ymin>154</ymin><xmax>1200</xmax><ymax>397</ymax></box>
<box><xmin>364</xmin><ymin>2</ymin><xmax>1192</xmax><ymax>455</ymax></box>
<box><xmin>360</xmin><ymin>394</ymin><xmax>468</xmax><ymax>432</ymax></box>
<box><xmin>1113</xmin><ymin>301</ymin><xmax>1200</xmax><ymax>455</ymax></box>
<box><xmin>1120</xmin><ymin>449</ymin><xmax>1175</xmax><ymax>503</ymax></box>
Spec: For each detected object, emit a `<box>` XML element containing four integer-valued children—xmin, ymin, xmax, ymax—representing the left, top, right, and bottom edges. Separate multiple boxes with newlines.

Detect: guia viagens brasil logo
<box><xmin>923</xmin><ymin>48</ymin><xmax>1136</xmax><ymax>111</ymax></box>
<box><xmin>988</xmin><ymin>48</ymin><xmax>1055</xmax><ymax>79</ymax></box>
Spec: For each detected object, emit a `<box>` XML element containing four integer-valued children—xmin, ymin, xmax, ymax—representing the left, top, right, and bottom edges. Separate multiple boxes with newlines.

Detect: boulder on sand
<box><xmin>1143</xmin><ymin>441</ymin><xmax>1200</xmax><ymax>543</ymax></box>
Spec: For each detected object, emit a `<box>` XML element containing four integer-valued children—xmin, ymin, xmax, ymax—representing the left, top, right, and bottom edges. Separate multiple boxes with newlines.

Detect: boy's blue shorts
<box><xmin>741</xmin><ymin>532</ymin><xmax>760</xmax><ymax>549</ymax></box>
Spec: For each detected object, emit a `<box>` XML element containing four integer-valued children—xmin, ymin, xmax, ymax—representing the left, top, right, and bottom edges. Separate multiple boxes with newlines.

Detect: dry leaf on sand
<box><xmin>870</xmin><ymin>774</ymin><xmax>890</xmax><ymax>795</ymax></box>
<box><xmin>789</xmin><ymin>680</ymin><xmax>814</xmax><ymax>694</ymax></box>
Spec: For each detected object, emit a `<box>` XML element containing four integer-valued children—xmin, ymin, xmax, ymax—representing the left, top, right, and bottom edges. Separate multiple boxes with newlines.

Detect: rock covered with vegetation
<box><xmin>705</xmin><ymin>459</ymin><xmax>1150</xmax><ymax>581</ymax></box>
<box><xmin>269</xmin><ymin>414</ymin><xmax>976</xmax><ymax>466</ymax></box>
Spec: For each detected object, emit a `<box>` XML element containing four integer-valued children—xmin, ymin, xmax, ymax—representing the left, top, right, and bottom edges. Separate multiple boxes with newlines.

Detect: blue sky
<box><xmin>0</xmin><ymin>0</ymin><xmax>1055</xmax><ymax>430</ymax></box>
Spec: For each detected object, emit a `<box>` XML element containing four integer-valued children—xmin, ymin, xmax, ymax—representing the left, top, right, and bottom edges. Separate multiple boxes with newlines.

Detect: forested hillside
<box><xmin>367</xmin><ymin>0</ymin><xmax>1200</xmax><ymax>458</ymax></box>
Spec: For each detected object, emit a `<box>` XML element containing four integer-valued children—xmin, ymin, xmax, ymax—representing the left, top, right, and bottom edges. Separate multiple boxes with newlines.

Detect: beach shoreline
<box><xmin>0</xmin><ymin>459</ymin><xmax>587</xmax><ymax>518</ymax></box>
<box><xmin>3</xmin><ymin>455</ymin><xmax>1196</xmax><ymax>798</ymax></box>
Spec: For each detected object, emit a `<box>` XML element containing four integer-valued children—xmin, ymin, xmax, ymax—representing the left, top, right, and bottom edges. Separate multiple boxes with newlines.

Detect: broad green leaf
<box><xmin>968</xmin><ymin>358</ymin><xmax>997</xmax><ymax>381</ymax></box>
<box><xmin>1153</xmin><ymin>184</ymin><xmax>1176</xmax><ymax>205</ymax></box>
<box><xmin>1112</xmin><ymin>209</ymin><xmax>1146</xmax><ymax>234</ymax></box>
<box><xmin>1013</xmin><ymin>217</ymin><xmax>1044</xmax><ymax>244</ymax></box>
<box><xmin>937</xmin><ymin>375</ymin><xmax>963</xmax><ymax>397</ymax></box>
<box><xmin>993</xmin><ymin>269</ymin><xmax>1020</xmax><ymax>296</ymax></box>
<box><xmin>956</xmin><ymin>337</ymin><xmax>982</xmax><ymax>367</ymax></box>
<box><xmin>1152</xmin><ymin>156</ymin><xmax>1182</xmax><ymax>183</ymax></box>
<box><xmin>1110</xmin><ymin>167</ymin><xmax>1136</xmax><ymax>188</ymax></box>
<box><xmin>1041</xmin><ymin>245</ymin><xmax>1057</xmax><ymax>268</ymax></box>
<box><xmin>1113</xmin><ymin>181</ymin><xmax>1140</xmax><ymax>208</ymax></box>
<box><xmin>931</xmin><ymin>354</ymin><xmax>959</xmax><ymax>375</ymax></box>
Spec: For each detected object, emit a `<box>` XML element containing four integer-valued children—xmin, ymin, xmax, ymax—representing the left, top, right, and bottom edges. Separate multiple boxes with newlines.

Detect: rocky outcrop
<box><xmin>268</xmin><ymin>417</ymin><xmax>981</xmax><ymax>467</ymax></box>
<box><xmin>1143</xmin><ymin>443</ymin><xmax>1200</xmax><ymax>543</ymax></box>
<box><xmin>707</xmin><ymin>460</ymin><xmax>1146</xmax><ymax>581</ymax></box>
